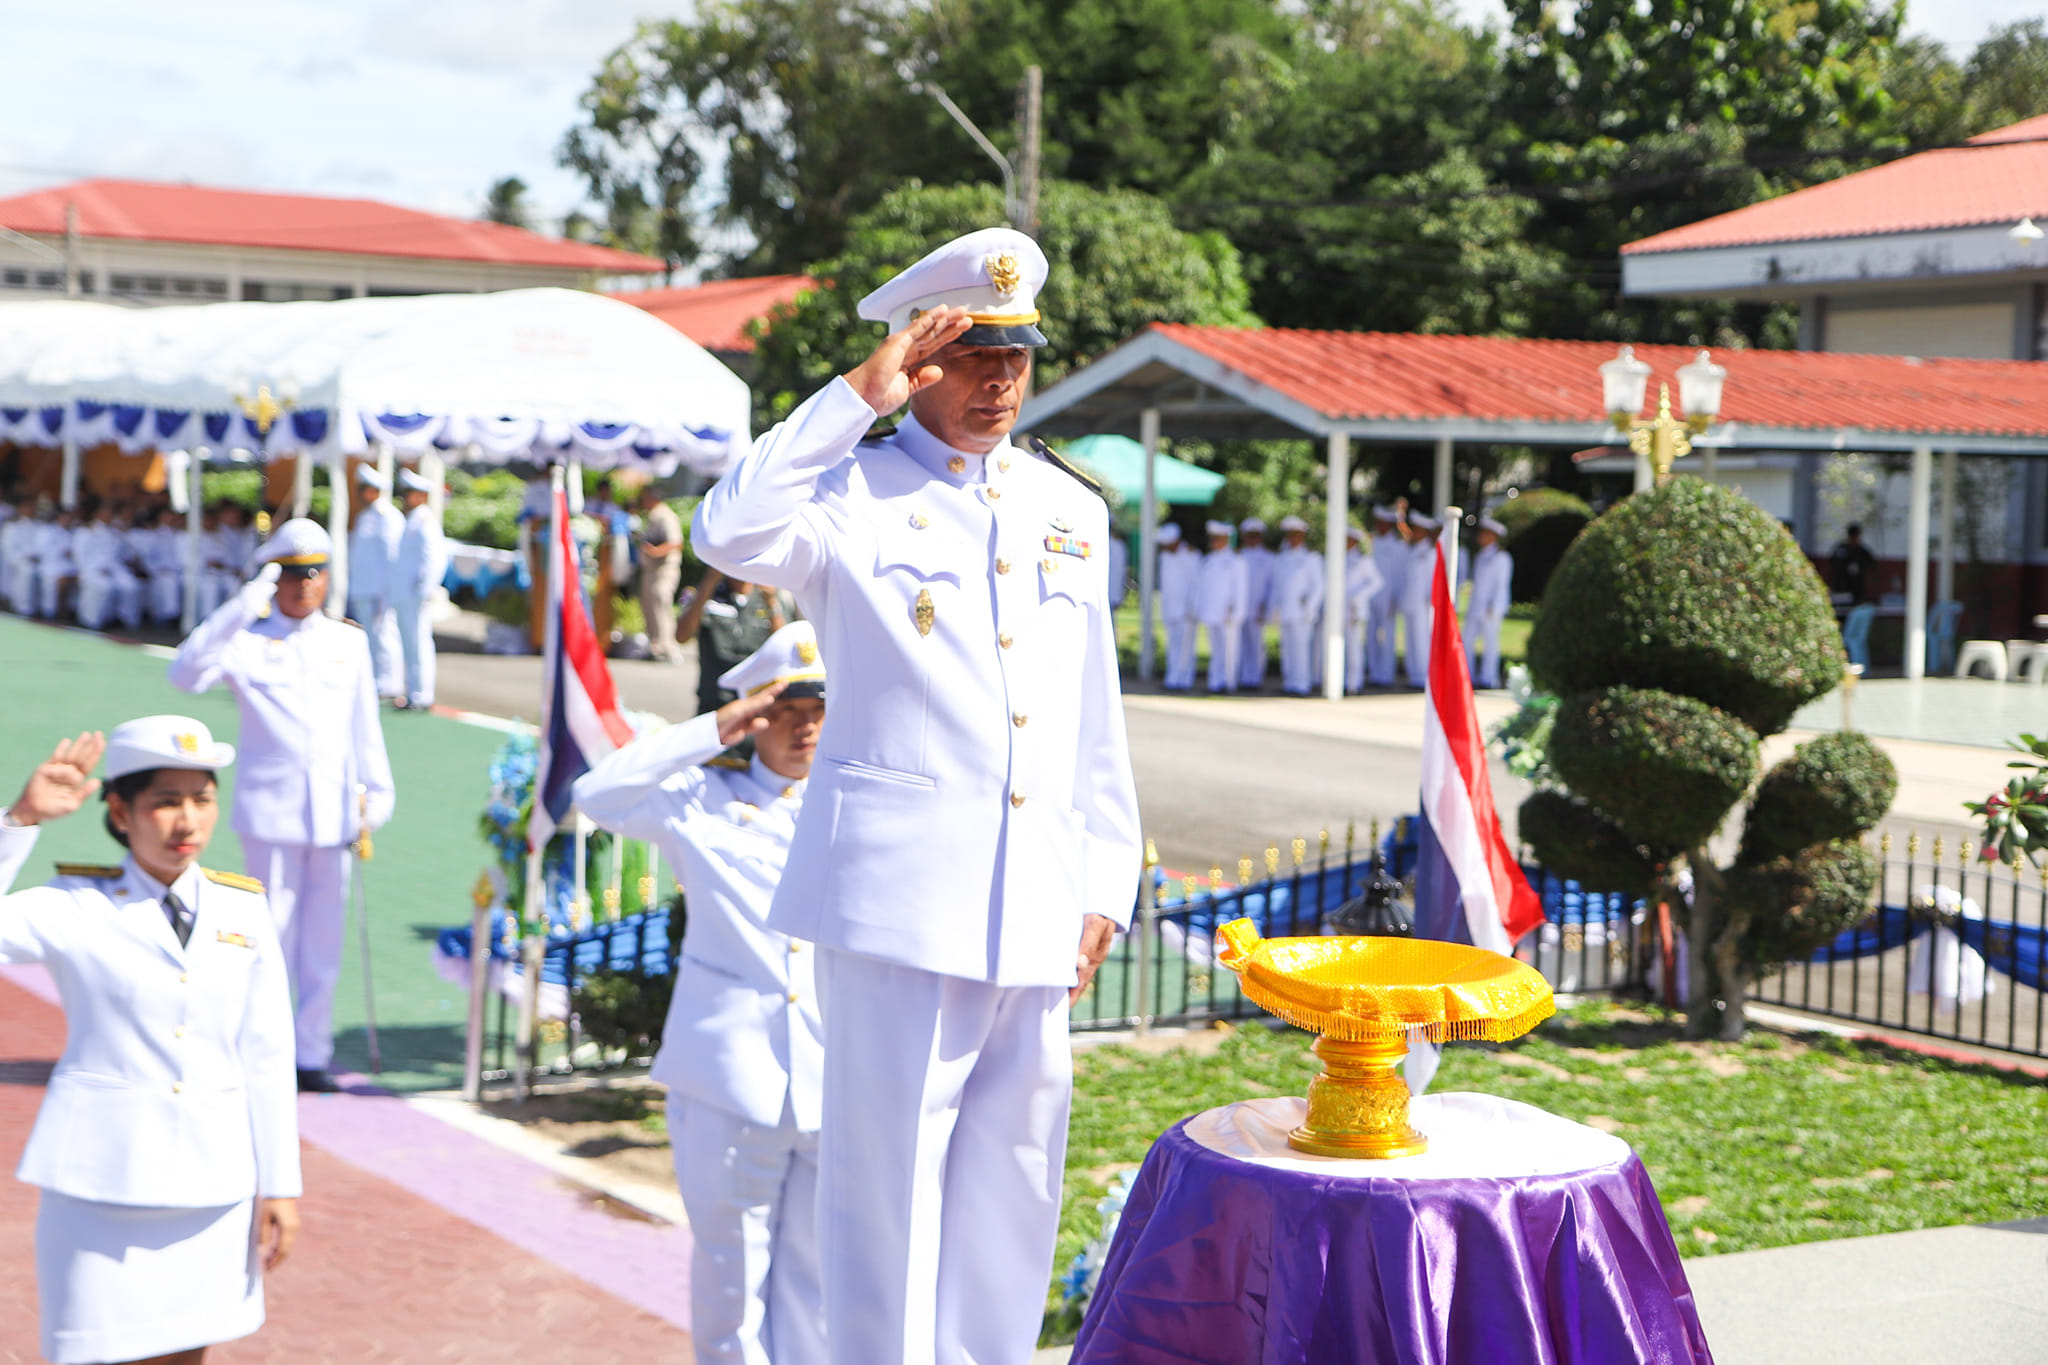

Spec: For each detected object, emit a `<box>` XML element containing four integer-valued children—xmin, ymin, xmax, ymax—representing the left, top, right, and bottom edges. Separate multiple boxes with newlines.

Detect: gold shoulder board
<box><xmin>202</xmin><ymin>868</ymin><xmax>266</xmax><ymax>894</ymax></box>
<box><xmin>54</xmin><ymin>862</ymin><xmax>122</xmax><ymax>879</ymax></box>
<box><xmin>706</xmin><ymin>753</ymin><xmax>752</xmax><ymax>772</ymax></box>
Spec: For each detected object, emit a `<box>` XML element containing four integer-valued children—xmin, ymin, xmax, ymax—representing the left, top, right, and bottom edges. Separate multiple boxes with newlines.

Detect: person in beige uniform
<box><xmin>635</xmin><ymin>485</ymin><xmax>686</xmax><ymax>663</ymax></box>
<box><xmin>0</xmin><ymin>717</ymin><xmax>300</xmax><ymax>1365</ymax></box>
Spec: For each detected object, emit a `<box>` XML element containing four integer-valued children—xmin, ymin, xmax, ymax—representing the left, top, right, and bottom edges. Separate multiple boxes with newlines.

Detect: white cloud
<box><xmin>360</xmin><ymin>0</ymin><xmax>660</xmax><ymax>80</ymax></box>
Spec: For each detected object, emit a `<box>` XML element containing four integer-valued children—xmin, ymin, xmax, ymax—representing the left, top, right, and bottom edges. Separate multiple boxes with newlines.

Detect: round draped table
<box><xmin>1070</xmin><ymin>1093</ymin><xmax>1714</xmax><ymax>1364</ymax></box>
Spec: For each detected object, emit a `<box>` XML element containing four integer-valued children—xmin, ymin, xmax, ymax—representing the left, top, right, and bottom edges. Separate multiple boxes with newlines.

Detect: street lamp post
<box><xmin>1599</xmin><ymin>346</ymin><xmax>1726</xmax><ymax>490</ymax></box>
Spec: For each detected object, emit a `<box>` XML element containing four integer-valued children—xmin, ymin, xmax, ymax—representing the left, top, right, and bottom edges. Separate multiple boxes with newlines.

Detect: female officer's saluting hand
<box><xmin>0</xmin><ymin>715</ymin><xmax>301</xmax><ymax>1365</ymax></box>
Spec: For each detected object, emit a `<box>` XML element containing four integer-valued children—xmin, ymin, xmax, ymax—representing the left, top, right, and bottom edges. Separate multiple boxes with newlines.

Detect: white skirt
<box><xmin>36</xmin><ymin>1190</ymin><xmax>264</xmax><ymax>1364</ymax></box>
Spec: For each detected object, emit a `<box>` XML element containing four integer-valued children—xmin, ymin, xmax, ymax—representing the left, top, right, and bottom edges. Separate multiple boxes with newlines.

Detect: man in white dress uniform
<box><xmin>1155</xmin><ymin>523</ymin><xmax>1199</xmax><ymax>691</ymax></box>
<box><xmin>392</xmin><ymin>469</ymin><xmax>447</xmax><ymax>710</ymax></box>
<box><xmin>1235</xmin><ymin>517</ymin><xmax>1274</xmax><ymax>690</ymax></box>
<box><xmin>73</xmin><ymin>502</ymin><xmax>143</xmax><ymax>632</ymax></box>
<box><xmin>346</xmin><ymin>465</ymin><xmax>405</xmax><ymax>699</ymax></box>
<box><xmin>572</xmin><ymin>624</ymin><xmax>828</xmax><ymax>1365</ymax></box>
<box><xmin>1462</xmin><ymin>515</ymin><xmax>1514</xmax><ymax>689</ymax></box>
<box><xmin>1195</xmin><ymin>520</ymin><xmax>1246</xmax><ymax>694</ymax></box>
<box><xmin>1266</xmin><ymin>515</ymin><xmax>1322</xmax><ymax>696</ymax></box>
<box><xmin>1342</xmin><ymin>526</ymin><xmax>1384</xmax><ymax>694</ymax></box>
<box><xmin>168</xmin><ymin>519</ymin><xmax>394</xmax><ymax>1092</ymax></box>
<box><xmin>35</xmin><ymin>506</ymin><xmax>78</xmax><ymax>620</ymax></box>
<box><xmin>692</xmin><ymin>227</ymin><xmax>1143</xmax><ymax>1365</ymax></box>
<box><xmin>1400</xmin><ymin>510</ymin><xmax>1440</xmax><ymax>688</ymax></box>
<box><xmin>1366</xmin><ymin>506</ymin><xmax>1406</xmax><ymax>687</ymax></box>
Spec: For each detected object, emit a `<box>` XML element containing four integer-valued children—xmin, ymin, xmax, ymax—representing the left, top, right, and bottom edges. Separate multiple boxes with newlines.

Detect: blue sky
<box><xmin>0</xmin><ymin>0</ymin><xmax>2038</xmax><ymax>233</ymax></box>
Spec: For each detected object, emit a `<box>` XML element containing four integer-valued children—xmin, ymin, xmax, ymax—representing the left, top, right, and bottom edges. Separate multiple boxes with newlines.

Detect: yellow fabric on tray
<box><xmin>1216</xmin><ymin>919</ymin><xmax>1555</xmax><ymax>1044</ymax></box>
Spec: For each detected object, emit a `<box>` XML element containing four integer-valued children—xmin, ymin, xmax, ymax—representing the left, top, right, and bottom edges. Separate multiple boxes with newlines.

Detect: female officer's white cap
<box><xmin>103</xmin><ymin>715</ymin><xmax>235</xmax><ymax>781</ymax></box>
<box><xmin>856</xmin><ymin>227</ymin><xmax>1049</xmax><ymax>348</ymax></box>
<box><xmin>719</xmin><ymin>621</ymin><xmax>827</xmax><ymax>701</ymax></box>
<box><xmin>255</xmin><ymin>518</ymin><xmax>332</xmax><ymax>568</ymax></box>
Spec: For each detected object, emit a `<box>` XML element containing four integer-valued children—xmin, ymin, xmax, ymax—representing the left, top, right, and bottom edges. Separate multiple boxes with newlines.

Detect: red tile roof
<box><xmin>610</xmin><ymin>275</ymin><xmax>815</xmax><ymax>352</ymax></box>
<box><xmin>1148</xmin><ymin>324</ymin><xmax>2048</xmax><ymax>438</ymax></box>
<box><xmin>1622</xmin><ymin>116</ymin><xmax>2048</xmax><ymax>255</ymax></box>
<box><xmin>0</xmin><ymin>179</ymin><xmax>662</xmax><ymax>273</ymax></box>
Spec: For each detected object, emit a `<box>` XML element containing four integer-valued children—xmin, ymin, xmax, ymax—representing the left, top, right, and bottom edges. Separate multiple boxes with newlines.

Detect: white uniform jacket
<box><xmin>1269</xmin><ymin>547</ymin><xmax>1326</xmax><ymax>624</ymax></box>
<box><xmin>1370</xmin><ymin>532</ymin><xmax>1408</xmax><ymax>605</ymax></box>
<box><xmin>0</xmin><ymin>824</ymin><xmax>302</xmax><ymax>1207</ymax></box>
<box><xmin>1345</xmin><ymin>549</ymin><xmax>1384</xmax><ymax>624</ymax></box>
<box><xmin>1157</xmin><ymin>544</ymin><xmax>1199</xmax><ymax>621</ymax></box>
<box><xmin>693</xmin><ymin>378</ymin><xmax>1143</xmax><ymax>987</ymax></box>
<box><xmin>393</xmin><ymin>503</ymin><xmax>447</xmax><ymax>600</ymax></box>
<box><xmin>1194</xmin><ymin>548</ymin><xmax>1246</xmax><ymax>627</ymax></box>
<box><xmin>1464</xmin><ymin>544</ymin><xmax>1513</xmax><ymax>623</ymax></box>
<box><xmin>1239</xmin><ymin>546</ymin><xmax>1275</xmax><ymax>623</ymax></box>
<box><xmin>1404</xmin><ymin>539</ymin><xmax>1439</xmax><ymax>612</ymax></box>
<box><xmin>348</xmin><ymin>499</ymin><xmax>404</xmax><ymax>604</ymax></box>
<box><xmin>168</xmin><ymin>596</ymin><xmax>395</xmax><ymax>847</ymax></box>
<box><xmin>571</xmin><ymin>711</ymin><xmax>823</xmax><ymax>1130</ymax></box>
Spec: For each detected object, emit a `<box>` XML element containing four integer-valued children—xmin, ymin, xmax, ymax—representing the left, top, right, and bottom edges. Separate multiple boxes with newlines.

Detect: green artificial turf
<box><xmin>1053</xmin><ymin>998</ymin><xmax>2048</xmax><ymax>1320</ymax></box>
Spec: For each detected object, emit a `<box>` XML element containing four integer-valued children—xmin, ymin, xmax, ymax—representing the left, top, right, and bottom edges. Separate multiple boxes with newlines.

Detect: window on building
<box><xmin>2</xmin><ymin>269</ymin><xmax>25</xmax><ymax>287</ymax></box>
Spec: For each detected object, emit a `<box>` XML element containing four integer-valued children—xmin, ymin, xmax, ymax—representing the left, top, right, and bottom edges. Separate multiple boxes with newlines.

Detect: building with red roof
<box><xmin>1622</xmin><ymin>116</ymin><xmax>2048</xmax><ymax>362</ymax></box>
<box><xmin>0</xmin><ymin>178</ymin><xmax>662</xmax><ymax>307</ymax></box>
<box><xmin>608</xmin><ymin>275</ymin><xmax>815</xmax><ymax>360</ymax></box>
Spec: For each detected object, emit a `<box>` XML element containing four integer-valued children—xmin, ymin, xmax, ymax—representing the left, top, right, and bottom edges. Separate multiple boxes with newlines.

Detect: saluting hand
<box><xmin>714</xmin><ymin>683</ymin><xmax>787</xmax><ymax>748</ymax></box>
<box><xmin>7</xmin><ymin>731</ymin><xmax>105</xmax><ymax>828</ymax></box>
<box><xmin>842</xmin><ymin>306</ymin><xmax>975</xmax><ymax>416</ymax></box>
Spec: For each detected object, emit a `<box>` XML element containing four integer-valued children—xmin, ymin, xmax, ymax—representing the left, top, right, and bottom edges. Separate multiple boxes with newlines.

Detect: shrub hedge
<box><xmin>1734</xmin><ymin>840</ymin><xmax>1882</xmax><ymax>964</ymax></box>
<box><xmin>1547</xmin><ymin>685</ymin><xmax>1760</xmax><ymax>852</ymax></box>
<box><xmin>1517</xmin><ymin>790</ymin><xmax>1663</xmax><ymax>898</ymax></box>
<box><xmin>1740</xmin><ymin>731</ymin><xmax>1898</xmax><ymax>865</ymax></box>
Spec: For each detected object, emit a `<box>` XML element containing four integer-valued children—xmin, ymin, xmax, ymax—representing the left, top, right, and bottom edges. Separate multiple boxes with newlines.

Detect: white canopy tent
<box><xmin>0</xmin><ymin>288</ymin><xmax>751</xmax><ymax>625</ymax></box>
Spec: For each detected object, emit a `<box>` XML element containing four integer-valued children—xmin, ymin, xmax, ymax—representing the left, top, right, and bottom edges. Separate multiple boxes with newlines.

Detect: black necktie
<box><xmin>163</xmin><ymin>890</ymin><xmax>193</xmax><ymax>949</ymax></box>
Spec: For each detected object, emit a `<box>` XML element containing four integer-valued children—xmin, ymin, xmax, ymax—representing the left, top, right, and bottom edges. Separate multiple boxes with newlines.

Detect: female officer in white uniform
<box><xmin>0</xmin><ymin>717</ymin><xmax>301</xmax><ymax>1365</ymax></box>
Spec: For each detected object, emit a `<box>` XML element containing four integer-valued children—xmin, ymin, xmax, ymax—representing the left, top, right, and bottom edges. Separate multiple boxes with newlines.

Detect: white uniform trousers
<box><xmin>1345</xmin><ymin>616</ymin><xmax>1369</xmax><ymax>692</ymax></box>
<box><xmin>348</xmin><ymin>595</ymin><xmax>404</xmax><ymax>697</ymax></box>
<box><xmin>1</xmin><ymin>558</ymin><xmax>27</xmax><ymax>614</ymax></box>
<box><xmin>1236</xmin><ymin>617</ymin><xmax>1266</xmax><ymax>688</ymax></box>
<box><xmin>1200</xmin><ymin>620</ymin><xmax>1239</xmax><ymax>693</ymax></box>
<box><xmin>242</xmin><ymin>838</ymin><xmax>352</xmax><ymax>1070</ymax></box>
<box><xmin>1366</xmin><ymin>600</ymin><xmax>1399</xmax><ymax>686</ymax></box>
<box><xmin>1277</xmin><ymin>620</ymin><xmax>1316</xmax><ymax>694</ymax></box>
<box><xmin>816</xmin><ymin>951</ymin><xmax>1071</xmax><ymax>1365</ymax></box>
<box><xmin>1163</xmin><ymin>617</ymin><xmax>1197</xmax><ymax>691</ymax></box>
<box><xmin>1401</xmin><ymin>601</ymin><xmax>1432</xmax><ymax>687</ymax></box>
<box><xmin>36</xmin><ymin>564</ymin><xmax>69</xmax><ymax>619</ymax></box>
<box><xmin>672</xmin><ymin>1099</ymin><xmax>825</xmax><ymax>1365</ymax></box>
<box><xmin>392</xmin><ymin>592</ymin><xmax>436</xmax><ymax>707</ymax></box>
<box><xmin>76</xmin><ymin>566</ymin><xmax>142</xmax><ymax>631</ymax></box>
<box><xmin>1465</xmin><ymin>613</ymin><xmax>1506</xmax><ymax>688</ymax></box>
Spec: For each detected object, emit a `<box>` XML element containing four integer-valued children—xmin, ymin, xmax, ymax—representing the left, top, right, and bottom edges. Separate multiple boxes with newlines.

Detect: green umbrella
<box><xmin>1061</xmin><ymin>433</ymin><xmax>1225</xmax><ymax>506</ymax></box>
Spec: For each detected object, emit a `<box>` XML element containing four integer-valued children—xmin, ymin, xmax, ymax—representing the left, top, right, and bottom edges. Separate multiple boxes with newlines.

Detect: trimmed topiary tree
<box><xmin>1523</xmin><ymin>478</ymin><xmax>1897</xmax><ymax>1039</ymax></box>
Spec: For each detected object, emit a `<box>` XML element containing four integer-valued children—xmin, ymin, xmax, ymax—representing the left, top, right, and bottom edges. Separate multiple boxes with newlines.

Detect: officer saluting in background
<box><xmin>169</xmin><ymin>519</ymin><xmax>394</xmax><ymax>1093</ymax></box>
<box><xmin>693</xmin><ymin>227</ymin><xmax>1143</xmax><ymax>1365</ymax></box>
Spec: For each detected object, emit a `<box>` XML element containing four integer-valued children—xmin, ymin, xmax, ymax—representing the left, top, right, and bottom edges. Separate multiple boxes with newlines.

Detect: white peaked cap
<box><xmin>1371</xmin><ymin>505</ymin><xmax>1401</xmax><ymax>522</ymax></box>
<box><xmin>355</xmin><ymin>465</ymin><xmax>390</xmax><ymax>491</ymax></box>
<box><xmin>718</xmin><ymin>620</ymin><xmax>827</xmax><ymax>700</ymax></box>
<box><xmin>1204</xmin><ymin>520</ymin><xmax>1233</xmax><ymax>539</ymax></box>
<box><xmin>398</xmin><ymin>468</ymin><xmax>435</xmax><ymax>494</ymax></box>
<box><xmin>1346</xmin><ymin>525</ymin><xmax>1365</xmax><ymax>541</ymax></box>
<box><xmin>1407</xmin><ymin>511</ymin><xmax>1440</xmax><ymax>531</ymax></box>
<box><xmin>1479</xmin><ymin>516</ymin><xmax>1508</xmax><ymax>536</ymax></box>
<box><xmin>255</xmin><ymin>518</ymin><xmax>332</xmax><ymax>567</ymax></box>
<box><xmin>1278</xmin><ymin>515</ymin><xmax>1309</xmax><ymax>533</ymax></box>
<box><xmin>1156</xmin><ymin>523</ymin><xmax>1182</xmax><ymax>546</ymax></box>
<box><xmin>855</xmin><ymin>227</ymin><xmax>1049</xmax><ymax>347</ymax></box>
<box><xmin>104</xmin><ymin>714</ymin><xmax>235</xmax><ymax>780</ymax></box>
<box><xmin>1238</xmin><ymin>517</ymin><xmax>1266</xmax><ymax>534</ymax></box>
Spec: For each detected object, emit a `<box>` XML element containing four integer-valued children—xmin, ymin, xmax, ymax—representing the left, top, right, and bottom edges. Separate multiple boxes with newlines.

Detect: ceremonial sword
<box><xmin>353</xmin><ymin>785</ymin><xmax>382</xmax><ymax>1073</ymax></box>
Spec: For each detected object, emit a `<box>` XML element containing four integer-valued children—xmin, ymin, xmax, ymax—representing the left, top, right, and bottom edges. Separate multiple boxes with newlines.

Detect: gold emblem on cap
<box><xmin>914</xmin><ymin>588</ymin><xmax>935</xmax><ymax>637</ymax></box>
<box><xmin>987</xmin><ymin>252</ymin><xmax>1022</xmax><ymax>297</ymax></box>
<box><xmin>173</xmin><ymin>733</ymin><xmax>200</xmax><ymax>756</ymax></box>
<box><xmin>797</xmin><ymin>640</ymin><xmax>819</xmax><ymax>665</ymax></box>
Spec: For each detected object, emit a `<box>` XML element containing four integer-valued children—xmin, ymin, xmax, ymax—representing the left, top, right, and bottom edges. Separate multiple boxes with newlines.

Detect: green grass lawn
<box><xmin>1054</xmin><ymin>999</ymin><xmax>2048</xmax><ymax>1317</ymax></box>
<box><xmin>1114</xmin><ymin>602</ymin><xmax>1532</xmax><ymax>681</ymax></box>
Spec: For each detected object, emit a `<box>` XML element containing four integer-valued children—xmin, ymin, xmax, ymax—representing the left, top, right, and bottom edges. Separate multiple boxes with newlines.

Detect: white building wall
<box><xmin>1824</xmin><ymin>302</ymin><xmax>2018</xmax><ymax>360</ymax></box>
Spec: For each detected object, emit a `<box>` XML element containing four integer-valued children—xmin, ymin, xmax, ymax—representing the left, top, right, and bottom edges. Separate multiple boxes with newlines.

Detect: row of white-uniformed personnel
<box><xmin>0</xmin><ymin>496</ymin><xmax>261</xmax><ymax>629</ymax></box>
<box><xmin>1153</xmin><ymin>507</ymin><xmax>1515</xmax><ymax>694</ymax></box>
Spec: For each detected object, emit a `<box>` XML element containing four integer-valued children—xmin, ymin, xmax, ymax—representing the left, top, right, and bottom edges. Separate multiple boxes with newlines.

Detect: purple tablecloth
<box><xmin>1071</xmin><ymin>1097</ymin><xmax>1713</xmax><ymax>1364</ymax></box>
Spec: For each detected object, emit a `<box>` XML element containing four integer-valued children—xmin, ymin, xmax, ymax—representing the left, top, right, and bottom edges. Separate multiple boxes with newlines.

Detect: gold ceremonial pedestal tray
<box><xmin>1216</xmin><ymin>920</ymin><xmax>1555</xmax><ymax>1159</ymax></box>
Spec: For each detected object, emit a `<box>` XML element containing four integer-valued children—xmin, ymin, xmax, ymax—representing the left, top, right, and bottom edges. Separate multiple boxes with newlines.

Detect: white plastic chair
<box><xmin>2007</xmin><ymin>641</ymin><xmax>2048</xmax><ymax>685</ymax></box>
<box><xmin>1954</xmin><ymin>640</ymin><xmax>2008</xmax><ymax>681</ymax></box>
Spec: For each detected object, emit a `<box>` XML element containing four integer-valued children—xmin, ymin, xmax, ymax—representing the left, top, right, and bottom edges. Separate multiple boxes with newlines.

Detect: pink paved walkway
<box><xmin>0</xmin><ymin>970</ymin><xmax>697</xmax><ymax>1363</ymax></box>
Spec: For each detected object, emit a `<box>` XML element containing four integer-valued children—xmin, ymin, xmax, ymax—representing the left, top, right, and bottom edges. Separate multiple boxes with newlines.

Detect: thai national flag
<box><xmin>527</xmin><ymin>482</ymin><xmax>633</xmax><ymax>853</ymax></box>
<box><xmin>1412</xmin><ymin>531</ymin><xmax>1544</xmax><ymax>952</ymax></box>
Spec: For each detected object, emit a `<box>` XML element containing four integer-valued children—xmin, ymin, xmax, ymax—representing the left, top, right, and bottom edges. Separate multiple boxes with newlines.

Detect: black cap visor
<box><xmin>777</xmin><ymin>679</ymin><xmax>826</xmax><ymax>703</ymax></box>
<box><xmin>959</xmin><ymin>321</ymin><xmax>1047</xmax><ymax>349</ymax></box>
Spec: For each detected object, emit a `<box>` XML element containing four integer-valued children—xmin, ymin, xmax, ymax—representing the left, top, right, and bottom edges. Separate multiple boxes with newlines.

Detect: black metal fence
<box><xmin>1748</xmin><ymin>831</ymin><xmax>2047</xmax><ymax>1059</ymax></box>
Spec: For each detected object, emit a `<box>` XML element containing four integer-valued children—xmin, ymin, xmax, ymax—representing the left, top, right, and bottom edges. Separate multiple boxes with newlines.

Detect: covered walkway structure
<box><xmin>1020</xmin><ymin>324</ymin><xmax>2048</xmax><ymax>696</ymax></box>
